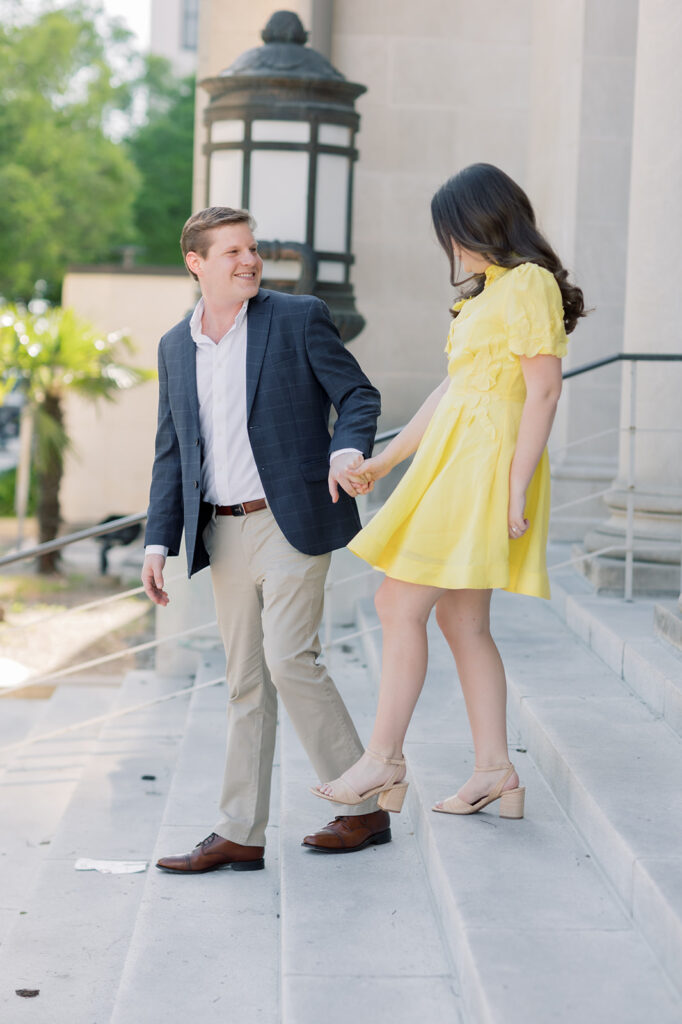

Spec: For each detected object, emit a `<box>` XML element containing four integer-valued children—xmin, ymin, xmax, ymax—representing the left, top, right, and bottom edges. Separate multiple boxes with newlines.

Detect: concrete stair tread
<box><xmin>0</xmin><ymin>699</ymin><xmax>47</xmax><ymax>747</ymax></box>
<box><xmin>0</xmin><ymin>685</ymin><xmax>116</xmax><ymax>948</ymax></box>
<box><xmin>0</xmin><ymin>669</ymin><xmax>194</xmax><ymax>1021</ymax></box>
<box><xmin>357</xmin><ymin>596</ymin><xmax>682</xmax><ymax>1019</ymax></box>
<box><xmin>110</xmin><ymin>654</ymin><xmax>282</xmax><ymax>1023</ymax></box>
<box><xmin>280</xmin><ymin>641</ymin><xmax>463</xmax><ymax>1023</ymax></box>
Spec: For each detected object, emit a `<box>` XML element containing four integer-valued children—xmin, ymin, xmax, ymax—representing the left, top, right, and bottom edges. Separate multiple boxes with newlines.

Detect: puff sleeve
<box><xmin>506</xmin><ymin>263</ymin><xmax>568</xmax><ymax>358</ymax></box>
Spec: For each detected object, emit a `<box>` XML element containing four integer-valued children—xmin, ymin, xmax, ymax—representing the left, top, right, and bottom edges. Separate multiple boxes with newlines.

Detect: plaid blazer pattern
<box><xmin>144</xmin><ymin>289</ymin><xmax>381</xmax><ymax>577</ymax></box>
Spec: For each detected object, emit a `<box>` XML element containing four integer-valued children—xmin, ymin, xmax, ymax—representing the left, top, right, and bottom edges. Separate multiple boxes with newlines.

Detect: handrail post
<box><xmin>624</xmin><ymin>361</ymin><xmax>637</xmax><ymax>601</ymax></box>
<box><xmin>675</xmin><ymin>512</ymin><xmax>679</xmax><ymax>598</ymax></box>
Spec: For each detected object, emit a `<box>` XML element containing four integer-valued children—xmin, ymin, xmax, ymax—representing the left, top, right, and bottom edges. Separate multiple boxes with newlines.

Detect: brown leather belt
<box><xmin>215</xmin><ymin>498</ymin><xmax>267</xmax><ymax>517</ymax></box>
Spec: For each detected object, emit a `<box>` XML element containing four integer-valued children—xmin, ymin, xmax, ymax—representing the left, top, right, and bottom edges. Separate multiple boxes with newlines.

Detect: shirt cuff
<box><xmin>330</xmin><ymin>448</ymin><xmax>362</xmax><ymax>464</ymax></box>
<box><xmin>145</xmin><ymin>545</ymin><xmax>168</xmax><ymax>558</ymax></box>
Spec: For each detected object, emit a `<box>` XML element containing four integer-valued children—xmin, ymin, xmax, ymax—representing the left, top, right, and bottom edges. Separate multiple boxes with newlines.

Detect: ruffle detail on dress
<box><xmin>453</xmin><ymin>346</ymin><xmax>502</xmax><ymax>439</ymax></box>
<box><xmin>484</xmin><ymin>264</ymin><xmax>508</xmax><ymax>285</ymax></box>
<box><xmin>508</xmin><ymin>320</ymin><xmax>568</xmax><ymax>358</ymax></box>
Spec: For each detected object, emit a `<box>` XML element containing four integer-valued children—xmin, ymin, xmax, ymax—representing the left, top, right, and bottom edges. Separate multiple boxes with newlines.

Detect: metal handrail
<box><xmin>563</xmin><ymin>351</ymin><xmax>682</xmax><ymax>380</ymax></box>
<box><xmin>1</xmin><ymin>351</ymin><xmax>679</xmax><ymax>605</ymax></box>
<box><xmin>0</xmin><ymin>513</ymin><xmax>147</xmax><ymax>568</ymax></box>
<box><xmin>2</xmin><ymin>351</ymin><xmax>678</xmax><ymax>569</ymax></box>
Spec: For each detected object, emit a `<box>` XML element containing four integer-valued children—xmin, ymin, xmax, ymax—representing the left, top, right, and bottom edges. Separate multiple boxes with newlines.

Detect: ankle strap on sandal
<box><xmin>366</xmin><ymin>747</ymin><xmax>405</xmax><ymax>767</ymax></box>
<box><xmin>474</xmin><ymin>762</ymin><xmax>513</xmax><ymax>772</ymax></box>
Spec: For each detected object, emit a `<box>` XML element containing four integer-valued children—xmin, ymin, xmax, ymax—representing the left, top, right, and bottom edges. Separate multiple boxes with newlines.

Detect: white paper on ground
<box><xmin>74</xmin><ymin>858</ymin><xmax>147</xmax><ymax>874</ymax></box>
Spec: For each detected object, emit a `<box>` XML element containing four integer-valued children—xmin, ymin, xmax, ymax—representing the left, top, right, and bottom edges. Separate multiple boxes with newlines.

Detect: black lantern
<box><xmin>200</xmin><ymin>10</ymin><xmax>367</xmax><ymax>342</ymax></box>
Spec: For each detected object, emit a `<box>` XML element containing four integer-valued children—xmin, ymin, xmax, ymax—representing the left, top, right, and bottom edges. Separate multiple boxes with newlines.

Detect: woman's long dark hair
<box><xmin>431</xmin><ymin>163</ymin><xmax>585</xmax><ymax>333</ymax></box>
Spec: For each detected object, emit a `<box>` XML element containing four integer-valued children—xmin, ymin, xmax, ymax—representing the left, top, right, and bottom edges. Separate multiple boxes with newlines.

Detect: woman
<box><xmin>312</xmin><ymin>163</ymin><xmax>585</xmax><ymax>818</ymax></box>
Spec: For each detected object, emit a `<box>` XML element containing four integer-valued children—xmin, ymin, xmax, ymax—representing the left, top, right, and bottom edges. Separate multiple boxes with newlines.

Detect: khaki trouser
<box><xmin>203</xmin><ymin>506</ymin><xmax>377</xmax><ymax>847</ymax></box>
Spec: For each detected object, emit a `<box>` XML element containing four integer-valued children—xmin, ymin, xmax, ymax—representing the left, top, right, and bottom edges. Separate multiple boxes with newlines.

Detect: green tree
<box><xmin>0</xmin><ymin>303</ymin><xmax>152</xmax><ymax>572</ymax></box>
<box><xmin>126</xmin><ymin>61</ymin><xmax>196</xmax><ymax>266</ymax></box>
<box><xmin>0</xmin><ymin>3</ymin><xmax>140</xmax><ymax>301</ymax></box>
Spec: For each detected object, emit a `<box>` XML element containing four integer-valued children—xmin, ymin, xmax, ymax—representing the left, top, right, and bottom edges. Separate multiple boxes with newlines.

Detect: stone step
<box><xmin>548</xmin><ymin>560</ymin><xmax>682</xmax><ymax>737</ymax></box>
<box><xmin>0</xmin><ymin>685</ymin><xmax>115</xmax><ymax>948</ymax></box>
<box><xmin>110</xmin><ymin>651</ymin><xmax>282</xmax><ymax>1024</ymax></box>
<box><xmin>357</xmin><ymin>596</ymin><xmax>682</xmax><ymax>1022</ymax></box>
<box><xmin>0</xmin><ymin>698</ymin><xmax>46</xmax><ymax>748</ymax></box>
<box><xmin>279</xmin><ymin>637</ymin><xmax>463</xmax><ymax>1023</ymax></box>
<box><xmin>0</xmin><ymin>669</ymin><xmax>194</xmax><ymax>1023</ymax></box>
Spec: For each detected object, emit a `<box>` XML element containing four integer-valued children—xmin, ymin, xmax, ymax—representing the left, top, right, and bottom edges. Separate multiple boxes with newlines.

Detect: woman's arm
<box><xmin>349</xmin><ymin>376</ymin><xmax>450</xmax><ymax>484</ymax></box>
<box><xmin>508</xmin><ymin>354</ymin><xmax>562</xmax><ymax>537</ymax></box>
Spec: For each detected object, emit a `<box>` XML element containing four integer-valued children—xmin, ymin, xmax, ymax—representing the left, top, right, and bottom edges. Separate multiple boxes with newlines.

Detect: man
<box><xmin>142</xmin><ymin>206</ymin><xmax>389</xmax><ymax>872</ymax></box>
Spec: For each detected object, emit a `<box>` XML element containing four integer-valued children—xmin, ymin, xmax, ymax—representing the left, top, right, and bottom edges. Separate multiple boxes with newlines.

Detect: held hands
<box><xmin>346</xmin><ymin>453</ymin><xmax>391</xmax><ymax>488</ymax></box>
<box><xmin>141</xmin><ymin>553</ymin><xmax>169</xmax><ymax>606</ymax></box>
<box><xmin>508</xmin><ymin>487</ymin><xmax>530</xmax><ymax>540</ymax></box>
<box><xmin>328</xmin><ymin>451</ymin><xmax>376</xmax><ymax>503</ymax></box>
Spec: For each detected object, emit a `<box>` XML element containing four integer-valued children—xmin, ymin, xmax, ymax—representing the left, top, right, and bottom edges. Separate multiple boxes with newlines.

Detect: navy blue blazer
<box><xmin>144</xmin><ymin>289</ymin><xmax>381</xmax><ymax>576</ymax></box>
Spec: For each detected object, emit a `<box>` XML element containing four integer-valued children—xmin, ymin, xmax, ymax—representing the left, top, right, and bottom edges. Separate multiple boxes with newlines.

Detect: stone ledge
<box><xmin>548</xmin><ymin>570</ymin><xmax>682</xmax><ymax>737</ymax></box>
<box><xmin>572</xmin><ymin>545</ymin><xmax>681</xmax><ymax>595</ymax></box>
<box><xmin>654</xmin><ymin>600</ymin><xmax>682</xmax><ymax>652</ymax></box>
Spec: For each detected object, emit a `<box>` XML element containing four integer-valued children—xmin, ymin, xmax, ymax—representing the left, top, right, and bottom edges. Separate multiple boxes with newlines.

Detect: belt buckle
<box><xmin>232</xmin><ymin>503</ymin><xmax>245</xmax><ymax>516</ymax></box>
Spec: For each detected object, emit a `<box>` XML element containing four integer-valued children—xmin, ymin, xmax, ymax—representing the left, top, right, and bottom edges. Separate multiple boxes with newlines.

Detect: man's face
<box><xmin>188</xmin><ymin>222</ymin><xmax>263</xmax><ymax>303</ymax></box>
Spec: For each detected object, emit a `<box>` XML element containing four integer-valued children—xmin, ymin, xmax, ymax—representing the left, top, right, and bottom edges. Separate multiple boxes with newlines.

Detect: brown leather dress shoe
<box><xmin>302</xmin><ymin>809</ymin><xmax>391</xmax><ymax>853</ymax></box>
<box><xmin>156</xmin><ymin>833</ymin><xmax>264</xmax><ymax>873</ymax></box>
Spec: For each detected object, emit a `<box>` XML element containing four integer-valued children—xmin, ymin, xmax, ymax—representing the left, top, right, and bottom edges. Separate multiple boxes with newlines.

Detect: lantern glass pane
<box><xmin>318</xmin><ymin>262</ymin><xmax>346</xmax><ymax>283</ymax></box>
<box><xmin>212</xmin><ymin>120</ymin><xmax>244</xmax><ymax>143</ymax></box>
<box><xmin>252</xmin><ymin>120</ymin><xmax>310</xmax><ymax>143</ymax></box>
<box><xmin>314</xmin><ymin>154</ymin><xmax>349</xmax><ymax>253</ymax></box>
<box><xmin>209</xmin><ymin>150</ymin><xmax>243</xmax><ymax>207</ymax></box>
<box><xmin>319</xmin><ymin>124</ymin><xmax>351</xmax><ymax>147</ymax></box>
<box><xmin>261</xmin><ymin>259</ymin><xmax>301</xmax><ymax>281</ymax></box>
<box><xmin>250</xmin><ymin>151</ymin><xmax>308</xmax><ymax>242</ymax></box>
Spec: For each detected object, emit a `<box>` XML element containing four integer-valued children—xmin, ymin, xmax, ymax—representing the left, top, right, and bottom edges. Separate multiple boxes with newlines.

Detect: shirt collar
<box><xmin>190</xmin><ymin>297</ymin><xmax>249</xmax><ymax>347</ymax></box>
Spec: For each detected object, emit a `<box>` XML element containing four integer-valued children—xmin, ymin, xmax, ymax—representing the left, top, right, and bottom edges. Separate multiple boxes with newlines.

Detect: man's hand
<box><xmin>141</xmin><ymin>553</ymin><xmax>169</xmax><ymax>606</ymax></box>
<box><xmin>328</xmin><ymin>452</ymin><xmax>373</xmax><ymax>503</ymax></box>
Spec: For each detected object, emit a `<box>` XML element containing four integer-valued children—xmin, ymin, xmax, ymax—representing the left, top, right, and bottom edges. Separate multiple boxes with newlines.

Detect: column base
<box><xmin>550</xmin><ymin>457</ymin><xmax>616</xmax><ymax>543</ymax></box>
<box><xmin>572</xmin><ymin>545</ymin><xmax>681</xmax><ymax>596</ymax></box>
<box><xmin>579</xmin><ymin>482</ymin><xmax>682</xmax><ymax>596</ymax></box>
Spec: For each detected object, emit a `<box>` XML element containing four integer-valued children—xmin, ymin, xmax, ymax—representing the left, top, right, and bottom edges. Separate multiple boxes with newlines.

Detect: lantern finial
<box><xmin>261</xmin><ymin>11</ymin><xmax>308</xmax><ymax>46</ymax></box>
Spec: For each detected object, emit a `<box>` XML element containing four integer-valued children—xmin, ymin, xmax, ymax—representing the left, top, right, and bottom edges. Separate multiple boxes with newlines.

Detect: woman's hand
<box><xmin>347</xmin><ymin>452</ymin><xmax>393</xmax><ymax>488</ymax></box>
<box><xmin>508</xmin><ymin>486</ymin><xmax>529</xmax><ymax>540</ymax></box>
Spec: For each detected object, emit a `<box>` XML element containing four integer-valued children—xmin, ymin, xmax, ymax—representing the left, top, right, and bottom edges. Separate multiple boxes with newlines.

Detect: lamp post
<box><xmin>200</xmin><ymin>10</ymin><xmax>367</xmax><ymax>342</ymax></box>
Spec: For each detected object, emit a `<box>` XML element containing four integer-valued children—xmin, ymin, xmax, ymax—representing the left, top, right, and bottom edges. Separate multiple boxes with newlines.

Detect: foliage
<box><xmin>0</xmin><ymin>466</ymin><xmax>37</xmax><ymax>517</ymax></box>
<box><xmin>0</xmin><ymin>2</ymin><xmax>141</xmax><ymax>301</ymax></box>
<box><xmin>0</xmin><ymin>301</ymin><xmax>153</xmax><ymax>569</ymax></box>
<box><xmin>126</xmin><ymin>63</ymin><xmax>196</xmax><ymax>267</ymax></box>
<box><xmin>0</xmin><ymin>303</ymin><xmax>150</xmax><ymax>464</ymax></box>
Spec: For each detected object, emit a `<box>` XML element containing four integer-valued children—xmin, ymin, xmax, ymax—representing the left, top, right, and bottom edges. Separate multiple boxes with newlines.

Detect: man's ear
<box><xmin>185</xmin><ymin>251</ymin><xmax>201</xmax><ymax>277</ymax></box>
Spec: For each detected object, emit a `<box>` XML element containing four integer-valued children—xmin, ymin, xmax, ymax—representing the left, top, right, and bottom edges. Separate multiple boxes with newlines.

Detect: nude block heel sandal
<box><xmin>498</xmin><ymin>784</ymin><xmax>525</xmax><ymax>819</ymax></box>
<box><xmin>311</xmin><ymin>749</ymin><xmax>408</xmax><ymax>813</ymax></box>
<box><xmin>433</xmin><ymin>762</ymin><xmax>525</xmax><ymax>818</ymax></box>
<box><xmin>377</xmin><ymin>782</ymin><xmax>408</xmax><ymax>812</ymax></box>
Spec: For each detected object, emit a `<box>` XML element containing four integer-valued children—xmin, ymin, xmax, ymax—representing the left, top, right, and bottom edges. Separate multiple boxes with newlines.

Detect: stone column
<box><xmin>527</xmin><ymin>0</ymin><xmax>639</xmax><ymax>542</ymax></box>
<box><xmin>582</xmin><ymin>0</ymin><xmax>682</xmax><ymax>595</ymax></box>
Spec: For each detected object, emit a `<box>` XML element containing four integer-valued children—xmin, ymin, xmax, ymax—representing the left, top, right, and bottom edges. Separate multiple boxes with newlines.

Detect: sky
<box><xmin>99</xmin><ymin>0</ymin><xmax>151</xmax><ymax>49</ymax></box>
<box><xmin>1</xmin><ymin>0</ymin><xmax>152</xmax><ymax>48</ymax></box>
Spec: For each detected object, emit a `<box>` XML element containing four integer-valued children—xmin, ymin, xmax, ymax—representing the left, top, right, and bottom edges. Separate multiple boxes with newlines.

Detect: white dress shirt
<box><xmin>146</xmin><ymin>298</ymin><xmax>359</xmax><ymax>559</ymax></box>
<box><xmin>192</xmin><ymin>297</ymin><xmax>264</xmax><ymax>506</ymax></box>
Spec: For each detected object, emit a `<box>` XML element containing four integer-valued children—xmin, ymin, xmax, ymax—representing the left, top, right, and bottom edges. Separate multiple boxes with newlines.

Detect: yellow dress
<box><xmin>348</xmin><ymin>262</ymin><xmax>568</xmax><ymax>599</ymax></box>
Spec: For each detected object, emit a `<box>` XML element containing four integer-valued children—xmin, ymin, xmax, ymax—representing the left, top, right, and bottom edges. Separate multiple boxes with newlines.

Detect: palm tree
<box><xmin>0</xmin><ymin>303</ymin><xmax>152</xmax><ymax>572</ymax></box>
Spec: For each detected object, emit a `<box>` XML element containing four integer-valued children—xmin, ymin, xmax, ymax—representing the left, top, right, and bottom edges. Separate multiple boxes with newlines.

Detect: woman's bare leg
<box><xmin>434</xmin><ymin>588</ymin><xmax>518</xmax><ymax>804</ymax></box>
<box><xmin>317</xmin><ymin>576</ymin><xmax>444</xmax><ymax>798</ymax></box>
